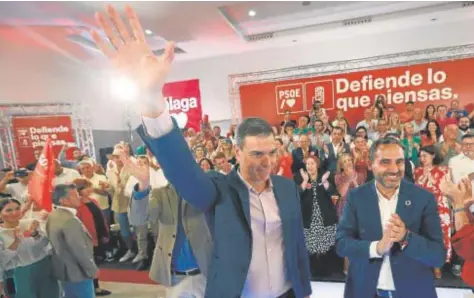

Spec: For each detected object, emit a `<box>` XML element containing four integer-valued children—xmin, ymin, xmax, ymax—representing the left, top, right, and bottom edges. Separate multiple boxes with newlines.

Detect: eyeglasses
<box><xmin>461</xmin><ymin>142</ymin><xmax>474</xmax><ymax>147</ymax></box>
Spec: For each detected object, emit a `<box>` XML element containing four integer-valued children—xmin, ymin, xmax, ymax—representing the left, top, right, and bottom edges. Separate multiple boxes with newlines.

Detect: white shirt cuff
<box><xmin>142</xmin><ymin>109</ymin><xmax>174</xmax><ymax>138</ymax></box>
<box><xmin>370</xmin><ymin>241</ymin><xmax>383</xmax><ymax>258</ymax></box>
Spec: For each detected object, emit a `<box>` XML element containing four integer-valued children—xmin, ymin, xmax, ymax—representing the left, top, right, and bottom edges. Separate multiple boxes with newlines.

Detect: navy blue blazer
<box><xmin>336</xmin><ymin>180</ymin><xmax>445</xmax><ymax>298</ymax></box>
<box><xmin>137</xmin><ymin>123</ymin><xmax>312</xmax><ymax>298</ymax></box>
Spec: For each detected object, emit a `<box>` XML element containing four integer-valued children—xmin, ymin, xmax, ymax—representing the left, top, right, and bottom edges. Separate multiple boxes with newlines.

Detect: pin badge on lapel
<box><xmin>405</xmin><ymin>200</ymin><xmax>411</xmax><ymax>207</ymax></box>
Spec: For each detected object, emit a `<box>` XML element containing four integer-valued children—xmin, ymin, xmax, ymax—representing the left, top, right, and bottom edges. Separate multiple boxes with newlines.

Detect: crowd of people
<box><xmin>0</xmin><ymin>4</ymin><xmax>474</xmax><ymax>298</ymax></box>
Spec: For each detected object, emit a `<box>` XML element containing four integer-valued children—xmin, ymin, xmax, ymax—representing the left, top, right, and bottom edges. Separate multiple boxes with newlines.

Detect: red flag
<box><xmin>28</xmin><ymin>138</ymin><xmax>56</xmax><ymax>212</ymax></box>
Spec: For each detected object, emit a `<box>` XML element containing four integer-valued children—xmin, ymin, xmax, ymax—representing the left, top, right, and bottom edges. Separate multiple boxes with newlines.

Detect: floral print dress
<box><xmin>414</xmin><ymin>166</ymin><xmax>452</xmax><ymax>263</ymax></box>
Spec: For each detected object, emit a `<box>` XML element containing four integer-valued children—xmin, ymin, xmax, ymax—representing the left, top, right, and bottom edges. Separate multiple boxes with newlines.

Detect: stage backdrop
<box><xmin>239</xmin><ymin>58</ymin><xmax>474</xmax><ymax>126</ymax></box>
<box><xmin>163</xmin><ymin>79</ymin><xmax>203</xmax><ymax>131</ymax></box>
<box><xmin>11</xmin><ymin>115</ymin><xmax>75</xmax><ymax>167</ymax></box>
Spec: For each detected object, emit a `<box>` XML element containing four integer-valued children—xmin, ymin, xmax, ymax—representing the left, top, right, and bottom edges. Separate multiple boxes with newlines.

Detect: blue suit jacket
<box><xmin>336</xmin><ymin>181</ymin><xmax>446</xmax><ymax>298</ymax></box>
<box><xmin>137</xmin><ymin>123</ymin><xmax>311</xmax><ymax>298</ymax></box>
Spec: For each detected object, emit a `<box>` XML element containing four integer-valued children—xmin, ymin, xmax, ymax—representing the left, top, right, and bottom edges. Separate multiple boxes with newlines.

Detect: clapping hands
<box><xmin>439</xmin><ymin>173</ymin><xmax>473</xmax><ymax>208</ymax></box>
<box><xmin>117</xmin><ymin>149</ymin><xmax>150</xmax><ymax>190</ymax></box>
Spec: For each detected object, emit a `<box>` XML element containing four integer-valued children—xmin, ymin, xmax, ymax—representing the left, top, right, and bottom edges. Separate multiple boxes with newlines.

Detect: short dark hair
<box><xmin>235</xmin><ymin>118</ymin><xmax>273</xmax><ymax>148</ymax></box>
<box><xmin>369</xmin><ymin>136</ymin><xmax>405</xmax><ymax>160</ymax></box>
<box><xmin>419</xmin><ymin>145</ymin><xmax>444</xmax><ymax>166</ymax></box>
<box><xmin>385</xmin><ymin>132</ymin><xmax>401</xmax><ymax>140</ymax></box>
<box><xmin>461</xmin><ymin>133</ymin><xmax>474</xmax><ymax>141</ymax></box>
<box><xmin>406</xmin><ymin>101</ymin><xmax>414</xmax><ymax>106</ymax></box>
<box><xmin>52</xmin><ymin>184</ymin><xmax>76</xmax><ymax>205</ymax></box>
<box><xmin>332</xmin><ymin>126</ymin><xmax>344</xmax><ymax>134</ymax></box>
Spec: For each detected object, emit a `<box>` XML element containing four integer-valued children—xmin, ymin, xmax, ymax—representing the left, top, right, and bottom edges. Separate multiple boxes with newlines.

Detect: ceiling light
<box><xmin>110</xmin><ymin>76</ymin><xmax>139</xmax><ymax>101</ymax></box>
<box><xmin>248</xmin><ymin>10</ymin><xmax>256</xmax><ymax>17</ymax></box>
<box><xmin>145</xmin><ymin>29</ymin><xmax>153</xmax><ymax>35</ymax></box>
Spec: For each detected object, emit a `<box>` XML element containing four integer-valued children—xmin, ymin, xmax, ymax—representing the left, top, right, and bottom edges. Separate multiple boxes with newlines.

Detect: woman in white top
<box><xmin>0</xmin><ymin>197</ymin><xmax>59</xmax><ymax>298</ymax></box>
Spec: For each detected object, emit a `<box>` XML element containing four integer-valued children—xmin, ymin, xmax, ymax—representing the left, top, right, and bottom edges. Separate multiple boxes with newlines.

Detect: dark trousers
<box><xmin>277</xmin><ymin>288</ymin><xmax>296</xmax><ymax>298</ymax></box>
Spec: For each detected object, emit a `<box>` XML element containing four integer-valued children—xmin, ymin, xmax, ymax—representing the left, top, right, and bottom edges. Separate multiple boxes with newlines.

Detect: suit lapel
<box><xmin>228</xmin><ymin>169</ymin><xmax>251</xmax><ymax>229</ymax></box>
<box><xmin>368</xmin><ymin>183</ymin><xmax>383</xmax><ymax>239</ymax></box>
<box><xmin>395</xmin><ymin>180</ymin><xmax>413</xmax><ymax>226</ymax></box>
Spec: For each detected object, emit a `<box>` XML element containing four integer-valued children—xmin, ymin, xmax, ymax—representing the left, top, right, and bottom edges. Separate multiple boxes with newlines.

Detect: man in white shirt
<box><xmin>410</xmin><ymin>108</ymin><xmax>427</xmax><ymax>135</ymax></box>
<box><xmin>449</xmin><ymin>134</ymin><xmax>474</xmax><ymax>185</ymax></box>
<box><xmin>53</xmin><ymin>160</ymin><xmax>80</xmax><ymax>186</ymax></box>
<box><xmin>336</xmin><ymin>137</ymin><xmax>445</xmax><ymax>298</ymax></box>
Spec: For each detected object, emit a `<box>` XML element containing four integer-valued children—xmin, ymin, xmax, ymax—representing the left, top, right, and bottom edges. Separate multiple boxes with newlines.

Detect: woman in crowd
<box><xmin>352</xmin><ymin>126</ymin><xmax>373</xmax><ymax>149</ymax></box>
<box><xmin>204</xmin><ymin>140</ymin><xmax>216</xmax><ymax>159</ymax></box>
<box><xmin>414</xmin><ymin>145</ymin><xmax>451</xmax><ymax>278</ymax></box>
<box><xmin>334</xmin><ymin>153</ymin><xmax>366</xmax><ymax>275</ymax></box>
<box><xmin>425</xmin><ymin>104</ymin><xmax>437</xmax><ymax>121</ymax></box>
<box><xmin>331</xmin><ymin>110</ymin><xmax>346</xmax><ymax>127</ymax></box>
<box><xmin>199</xmin><ymin>158</ymin><xmax>214</xmax><ymax>172</ymax></box>
<box><xmin>0</xmin><ymin>197</ymin><xmax>59</xmax><ymax>298</ymax></box>
<box><xmin>220</xmin><ymin>138</ymin><xmax>237</xmax><ymax>165</ymax></box>
<box><xmin>281</xmin><ymin>122</ymin><xmax>296</xmax><ymax>151</ymax></box>
<box><xmin>373</xmin><ymin>95</ymin><xmax>388</xmax><ymax>121</ymax></box>
<box><xmin>401</xmin><ymin>122</ymin><xmax>421</xmax><ymax>167</ymax></box>
<box><xmin>73</xmin><ymin>179</ymin><xmax>111</xmax><ymax>296</ymax></box>
<box><xmin>351</xmin><ymin>136</ymin><xmax>370</xmax><ymax>179</ymax></box>
<box><xmin>421</xmin><ymin>120</ymin><xmax>442</xmax><ymax>147</ymax></box>
<box><xmin>275</xmin><ymin>138</ymin><xmax>293</xmax><ymax>179</ymax></box>
<box><xmin>388</xmin><ymin>112</ymin><xmax>404</xmax><ymax>136</ymax></box>
<box><xmin>294</xmin><ymin>156</ymin><xmax>338</xmax><ymax>277</ymax></box>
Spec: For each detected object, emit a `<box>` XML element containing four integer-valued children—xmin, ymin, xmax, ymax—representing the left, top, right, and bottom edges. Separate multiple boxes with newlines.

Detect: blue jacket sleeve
<box><xmin>136</xmin><ymin>121</ymin><xmax>218</xmax><ymax>212</ymax></box>
<box><xmin>402</xmin><ymin>193</ymin><xmax>446</xmax><ymax>268</ymax></box>
<box><xmin>335</xmin><ymin>190</ymin><xmax>372</xmax><ymax>259</ymax></box>
<box><xmin>294</xmin><ymin>185</ymin><xmax>312</xmax><ymax>296</ymax></box>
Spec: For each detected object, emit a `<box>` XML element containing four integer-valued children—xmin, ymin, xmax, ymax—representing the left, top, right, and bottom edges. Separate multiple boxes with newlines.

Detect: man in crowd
<box><xmin>322</xmin><ymin>126</ymin><xmax>350</xmax><ymax>173</ymax></box>
<box><xmin>458</xmin><ymin>116</ymin><xmax>474</xmax><ymax>142</ymax></box>
<box><xmin>91</xmin><ymin>5</ymin><xmax>312</xmax><ymax>297</ymax></box>
<box><xmin>410</xmin><ymin>108</ymin><xmax>427</xmax><ymax>135</ymax></box>
<box><xmin>79</xmin><ymin>159</ymin><xmax>112</xmax><ymax>223</ymax></box>
<box><xmin>371</xmin><ymin>118</ymin><xmax>389</xmax><ymax>141</ymax></box>
<box><xmin>53</xmin><ymin>160</ymin><xmax>81</xmax><ymax>186</ymax></box>
<box><xmin>47</xmin><ymin>184</ymin><xmax>97</xmax><ymax>298</ymax></box>
<box><xmin>213</xmin><ymin>152</ymin><xmax>232</xmax><ymax>175</ymax></box>
<box><xmin>436</xmin><ymin>123</ymin><xmax>461</xmax><ymax>166</ymax></box>
<box><xmin>356</xmin><ymin>108</ymin><xmax>375</xmax><ymax>137</ymax></box>
<box><xmin>399</xmin><ymin>101</ymin><xmax>415</xmax><ymax>123</ymax></box>
<box><xmin>336</xmin><ymin>137</ymin><xmax>445</xmax><ymax>298</ymax></box>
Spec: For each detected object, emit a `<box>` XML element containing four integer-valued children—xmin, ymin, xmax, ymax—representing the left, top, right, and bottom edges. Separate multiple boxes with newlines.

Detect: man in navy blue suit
<box><xmin>336</xmin><ymin>137</ymin><xmax>445</xmax><ymax>298</ymax></box>
<box><xmin>91</xmin><ymin>4</ymin><xmax>311</xmax><ymax>298</ymax></box>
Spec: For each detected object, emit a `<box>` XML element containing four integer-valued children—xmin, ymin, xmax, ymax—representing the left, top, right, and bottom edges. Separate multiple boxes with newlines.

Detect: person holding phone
<box><xmin>0</xmin><ymin>170</ymin><xmax>31</xmax><ymax>205</ymax></box>
<box><xmin>0</xmin><ymin>196</ymin><xmax>59</xmax><ymax>298</ymax></box>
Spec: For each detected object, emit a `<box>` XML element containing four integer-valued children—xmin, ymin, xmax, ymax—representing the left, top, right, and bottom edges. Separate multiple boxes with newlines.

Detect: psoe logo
<box><xmin>304</xmin><ymin>80</ymin><xmax>335</xmax><ymax>111</ymax></box>
<box><xmin>275</xmin><ymin>83</ymin><xmax>304</xmax><ymax>114</ymax></box>
<box><xmin>38</xmin><ymin>154</ymin><xmax>49</xmax><ymax>168</ymax></box>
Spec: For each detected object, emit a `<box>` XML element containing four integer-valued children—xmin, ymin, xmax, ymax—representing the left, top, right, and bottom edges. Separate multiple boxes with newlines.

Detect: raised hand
<box><xmin>92</xmin><ymin>5</ymin><xmax>175</xmax><ymax>114</ymax></box>
<box><xmin>118</xmin><ymin>149</ymin><xmax>150</xmax><ymax>189</ymax></box>
<box><xmin>439</xmin><ymin>172</ymin><xmax>462</xmax><ymax>199</ymax></box>
<box><xmin>388</xmin><ymin>214</ymin><xmax>407</xmax><ymax>243</ymax></box>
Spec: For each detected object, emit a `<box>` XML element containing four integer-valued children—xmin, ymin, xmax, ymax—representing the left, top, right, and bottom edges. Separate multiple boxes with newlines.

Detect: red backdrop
<box><xmin>163</xmin><ymin>79</ymin><xmax>203</xmax><ymax>131</ymax></box>
<box><xmin>11</xmin><ymin>115</ymin><xmax>74</xmax><ymax>167</ymax></box>
<box><xmin>239</xmin><ymin>58</ymin><xmax>474</xmax><ymax>126</ymax></box>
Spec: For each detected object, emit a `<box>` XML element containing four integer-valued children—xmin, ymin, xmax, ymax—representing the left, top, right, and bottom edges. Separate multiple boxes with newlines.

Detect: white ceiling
<box><xmin>0</xmin><ymin>1</ymin><xmax>473</xmax><ymax>63</ymax></box>
<box><xmin>0</xmin><ymin>1</ymin><xmax>474</xmax><ymax>104</ymax></box>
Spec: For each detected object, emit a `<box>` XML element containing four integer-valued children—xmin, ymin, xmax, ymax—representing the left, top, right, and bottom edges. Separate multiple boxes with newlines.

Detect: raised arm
<box><xmin>91</xmin><ymin>4</ymin><xmax>217</xmax><ymax>211</ymax></box>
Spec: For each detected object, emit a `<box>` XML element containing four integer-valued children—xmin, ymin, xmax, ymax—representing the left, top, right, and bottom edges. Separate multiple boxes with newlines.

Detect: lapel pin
<box><xmin>405</xmin><ymin>200</ymin><xmax>411</xmax><ymax>207</ymax></box>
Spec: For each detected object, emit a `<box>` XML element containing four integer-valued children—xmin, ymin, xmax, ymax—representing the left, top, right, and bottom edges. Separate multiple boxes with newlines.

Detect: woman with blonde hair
<box><xmin>388</xmin><ymin>112</ymin><xmax>404</xmax><ymax>136</ymax></box>
<box><xmin>334</xmin><ymin>153</ymin><xmax>366</xmax><ymax>275</ymax></box>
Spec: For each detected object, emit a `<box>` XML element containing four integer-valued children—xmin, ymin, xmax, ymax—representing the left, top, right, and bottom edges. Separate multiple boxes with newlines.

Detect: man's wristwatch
<box><xmin>400</xmin><ymin>231</ymin><xmax>411</xmax><ymax>247</ymax></box>
<box><xmin>454</xmin><ymin>207</ymin><xmax>466</xmax><ymax>213</ymax></box>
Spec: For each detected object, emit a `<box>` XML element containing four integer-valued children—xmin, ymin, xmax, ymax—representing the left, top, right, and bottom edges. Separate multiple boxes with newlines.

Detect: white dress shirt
<box><xmin>54</xmin><ymin>168</ymin><xmax>81</xmax><ymax>186</ymax></box>
<box><xmin>142</xmin><ymin>110</ymin><xmax>291</xmax><ymax>298</ymax></box>
<box><xmin>369</xmin><ymin>184</ymin><xmax>400</xmax><ymax>291</ymax></box>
